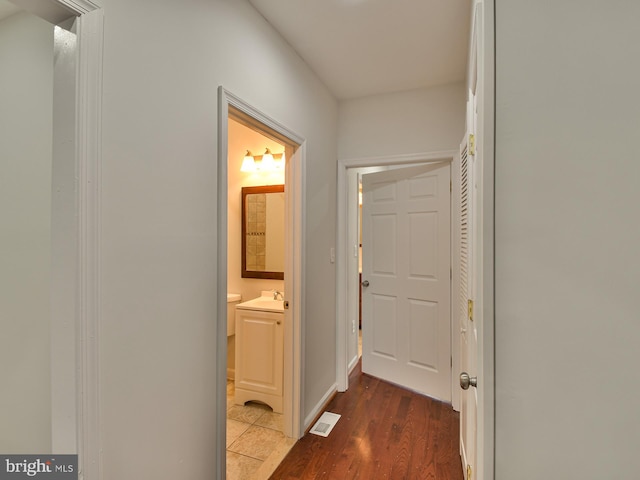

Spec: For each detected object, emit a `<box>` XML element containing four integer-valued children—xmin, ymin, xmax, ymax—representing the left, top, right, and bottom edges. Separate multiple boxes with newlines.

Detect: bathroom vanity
<box><xmin>234</xmin><ymin>292</ymin><xmax>284</xmax><ymax>413</ymax></box>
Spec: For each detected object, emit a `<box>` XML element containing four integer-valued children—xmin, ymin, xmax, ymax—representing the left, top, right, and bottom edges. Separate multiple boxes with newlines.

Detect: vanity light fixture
<box><xmin>261</xmin><ymin>147</ymin><xmax>276</xmax><ymax>170</ymax></box>
<box><xmin>240</xmin><ymin>147</ymin><xmax>286</xmax><ymax>172</ymax></box>
<box><xmin>274</xmin><ymin>149</ymin><xmax>285</xmax><ymax>170</ymax></box>
<box><xmin>240</xmin><ymin>150</ymin><xmax>256</xmax><ymax>172</ymax></box>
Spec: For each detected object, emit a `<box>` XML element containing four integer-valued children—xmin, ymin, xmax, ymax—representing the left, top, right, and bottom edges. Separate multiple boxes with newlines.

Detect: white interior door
<box><xmin>459</xmin><ymin>128</ymin><xmax>478</xmax><ymax>479</ymax></box>
<box><xmin>283</xmin><ymin>143</ymin><xmax>302</xmax><ymax>438</ymax></box>
<box><xmin>361</xmin><ymin>162</ymin><xmax>451</xmax><ymax>401</ymax></box>
<box><xmin>460</xmin><ymin>21</ymin><xmax>482</xmax><ymax>470</ymax></box>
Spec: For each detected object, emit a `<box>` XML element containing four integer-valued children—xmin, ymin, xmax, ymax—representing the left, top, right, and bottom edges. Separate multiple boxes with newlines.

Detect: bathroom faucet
<box><xmin>273</xmin><ymin>290</ymin><xmax>284</xmax><ymax>301</ymax></box>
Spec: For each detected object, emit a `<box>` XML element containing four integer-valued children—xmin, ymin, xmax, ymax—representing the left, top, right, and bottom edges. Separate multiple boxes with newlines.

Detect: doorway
<box><xmin>360</xmin><ymin>162</ymin><xmax>452</xmax><ymax>401</ymax></box>
<box><xmin>0</xmin><ymin>8</ymin><xmax>59</xmax><ymax>454</ymax></box>
<box><xmin>336</xmin><ymin>152</ymin><xmax>461</xmax><ymax>410</ymax></box>
<box><xmin>0</xmin><ymin>1</ymin><xmax>103</xmax><ymax>474</ymax></box>
<box><xmin>217</xmin><ymin>88</ymin><xmax>305</xmax><ymax>478</ymax></box>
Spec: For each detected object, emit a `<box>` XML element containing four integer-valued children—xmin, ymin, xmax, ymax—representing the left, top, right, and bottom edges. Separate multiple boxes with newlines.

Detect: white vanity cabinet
<box><xmin>234</xmin><ymin>307</ymin><xmax>284</xmax><ymax>413</ymax></box>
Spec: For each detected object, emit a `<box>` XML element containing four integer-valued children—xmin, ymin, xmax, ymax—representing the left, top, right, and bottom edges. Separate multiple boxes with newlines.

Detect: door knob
<box><xmin>362</xmin><ymin>280</ymin><xmax>370</xmax><ymax>287</ymax></box>
<box><xmin>459</xmin><ymin>372</ymin><xmax>477</xmax><ymax>390</ymax></box>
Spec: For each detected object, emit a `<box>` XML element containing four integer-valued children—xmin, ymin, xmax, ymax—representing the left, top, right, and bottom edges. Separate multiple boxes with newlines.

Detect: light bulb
<box><xmin>240</xmin><ymin>150</ymin><xmax>256</xmax><ymax>172</ymax></box>
<box><xmin>261</xmin><ymin>148</ymin><xmax>275</xmax><ymax>170</ymax></box>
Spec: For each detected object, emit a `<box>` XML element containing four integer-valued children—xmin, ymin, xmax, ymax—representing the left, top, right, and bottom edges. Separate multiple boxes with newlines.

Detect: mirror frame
<box><xmin>241</xmin><ymin>184</ymin><xmax>285</xmax><ymax>280</ymax></box>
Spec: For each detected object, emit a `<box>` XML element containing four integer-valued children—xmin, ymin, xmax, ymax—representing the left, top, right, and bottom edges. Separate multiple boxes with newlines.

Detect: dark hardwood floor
<box><xmin>270</xmin><ymin>360</ymin><xmax>464</xmax><ymax>480</ymax></box>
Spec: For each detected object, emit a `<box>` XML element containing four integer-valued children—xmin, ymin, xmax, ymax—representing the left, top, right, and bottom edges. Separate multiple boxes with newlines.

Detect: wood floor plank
<box><xmin>324</xmin><ymin>373</ymin><xmax>396</xmax><ymax>479</ymax></box>
<box><xmin>270</xmin><ymin>361</ymin><xmax>464</xmax><ymax>480</ymax></box>
<box><xmin>305</xmin><ymin>376</ymin><xmax>375</xmax><ymax>478</ymax></box>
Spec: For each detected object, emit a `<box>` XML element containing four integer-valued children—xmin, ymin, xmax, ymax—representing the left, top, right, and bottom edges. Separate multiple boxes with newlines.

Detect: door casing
<box><xmin>217</xmin><ymin>87</ymin><xmax>306</xmax><ymax>478</ymax></box>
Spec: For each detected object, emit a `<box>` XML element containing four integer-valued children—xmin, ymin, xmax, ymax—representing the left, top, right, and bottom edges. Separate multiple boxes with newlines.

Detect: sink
<box><xmin>235</xmin><ymin>291</ymin><xmax>284</xmax><ymax>313</ymax></box>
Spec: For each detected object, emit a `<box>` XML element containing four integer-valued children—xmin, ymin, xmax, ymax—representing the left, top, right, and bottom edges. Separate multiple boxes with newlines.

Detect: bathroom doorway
<box><xmin>218</xmin><ymin>88</ymin><xmax>305</xmax><ymax>478</ymax></box>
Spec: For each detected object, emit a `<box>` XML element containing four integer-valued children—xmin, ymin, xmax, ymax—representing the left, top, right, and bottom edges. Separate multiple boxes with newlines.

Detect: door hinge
<box><xmin>468</xmin><ymin>299</ymin><xmax>474</xmax><ymax>322</ymax></box>
<box><xmin>469</xmin><ymin>134</ymin><xmax>475</xmax><ymax>156</ymax></box>
<box><xmin>467</xmin><ymin>464</ymin><xmax>473</xmax><ymax>480</ymax></box>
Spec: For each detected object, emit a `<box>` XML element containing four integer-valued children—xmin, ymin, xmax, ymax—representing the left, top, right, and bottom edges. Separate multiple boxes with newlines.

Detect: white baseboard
<box><xmin>347</xmin><ymin>354</ymin><xmax>359</xmax><ymax>374</ymax></box>
<box><xmin>304</xmin><ymin>383</ymin><xmax>337</xmax><ymax>431</ymax></box>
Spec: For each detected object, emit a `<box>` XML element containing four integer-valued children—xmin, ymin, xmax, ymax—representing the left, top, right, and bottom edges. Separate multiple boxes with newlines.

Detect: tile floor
<box><xmin>226</xmin><ymin>329</ymin><xmax>361</xmax><ymax>479</ymax></box>
<box><xmin>226</xmin><ymin>380</ymin><xmax>296</xmax><ymax>480</ymax></box>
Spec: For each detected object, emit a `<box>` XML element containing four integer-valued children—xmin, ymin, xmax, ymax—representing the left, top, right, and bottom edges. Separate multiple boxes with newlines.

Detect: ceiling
<box><xmin>249</xmin><ymin>0</ymin><xmax>471</xmax><ymax>100</ymax></box>
<box><xmin>0</xmin><ymin>0</ymin><xmax>472</xmax><ymax>101</ymax></box>
<box><xmin>0</xmin><ymin>0</ymin><xmax>20</xmax><ymax>21</ymax></box>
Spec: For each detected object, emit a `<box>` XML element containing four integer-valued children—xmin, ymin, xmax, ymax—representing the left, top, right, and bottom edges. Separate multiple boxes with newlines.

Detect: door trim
<box><xmin>336</xmin><ymin>150</ymin><xmax>460</xmax><ymax>406</ymax></box>
<box><xmin>217</xmin><ymin>87</ymin><xmax>305</xmax><ymax>478</ymax></box>
<box><xmin>20</xmin><ymin>1</ymin><xmax>105</xmax><ymax>477</ymax></box>
<box><xmin>11</xmin><ymin>0</ymin><xmax>106</xmax><ymax>476</ymax></box>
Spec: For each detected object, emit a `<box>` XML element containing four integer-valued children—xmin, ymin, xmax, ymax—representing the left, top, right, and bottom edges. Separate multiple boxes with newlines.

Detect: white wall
<box><xmin>0</xmin><ymin>11</ymin><xmax>53</xmax><ymax>453</ymax></box>
<box><xmin>338</xmin><ymin>83</ymin><xmax>466</xmax><ymax>160</ymax></box>
<box><xmin>495</xmin><ymin>1</ymin><xmax>640</xmax><ymax>478</ymax></box>
<box><xmin>99</xmin><ymin>0</ymin><xmax>337</xmax><ymax>477</ymax></box>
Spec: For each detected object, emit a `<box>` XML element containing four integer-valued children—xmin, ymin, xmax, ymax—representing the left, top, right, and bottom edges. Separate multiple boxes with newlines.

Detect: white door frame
<box><xmin>217</xmin><ymin>87</ymin><xmax>305</xmax><ymax>478</ymax></box>
<box><xmin>336</xmin><ymin>150</ymin><xmax>461</xmax><ymax>408</ymax></box>
<box><xmin>14</xmin><ymin>0</ymin><xmax>104</xmax><ymax>477</ymax></box>
<box><xmin>71</xmin><ymin>10</ymin><xmax>103</xmax><ymax>476</ymax></box>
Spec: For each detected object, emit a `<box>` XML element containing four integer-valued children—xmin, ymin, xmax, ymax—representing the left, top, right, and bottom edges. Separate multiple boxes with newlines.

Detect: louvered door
<box><xmin>460</xmin><ymin>136</ymin><xmax>473</xmax><ymax>332</ymax></box>
<box><xmin>459</xmin><ymin>116</ymin><xmax>478</xmax><ymax>479</ymax></box>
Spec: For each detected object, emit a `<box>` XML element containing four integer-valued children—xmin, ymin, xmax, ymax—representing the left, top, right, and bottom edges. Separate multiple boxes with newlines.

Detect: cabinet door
<box><xmin>235</xmin><ymin>310</ymin><xmax>283</xmax><ymax>396</ymax></box>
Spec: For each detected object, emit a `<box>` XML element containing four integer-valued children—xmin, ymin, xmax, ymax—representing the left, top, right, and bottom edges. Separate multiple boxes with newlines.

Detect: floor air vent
<box><xmin>309</xmin><ymin>411</ymin><xmax>341</xmax><ymax>437</ymax></box>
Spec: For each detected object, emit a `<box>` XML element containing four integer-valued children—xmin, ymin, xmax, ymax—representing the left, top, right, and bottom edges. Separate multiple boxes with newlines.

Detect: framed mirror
<box><xmin>241</xmin><ymin>185</ymin><xmax>285</xmax><ymax>279</ymax></box>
